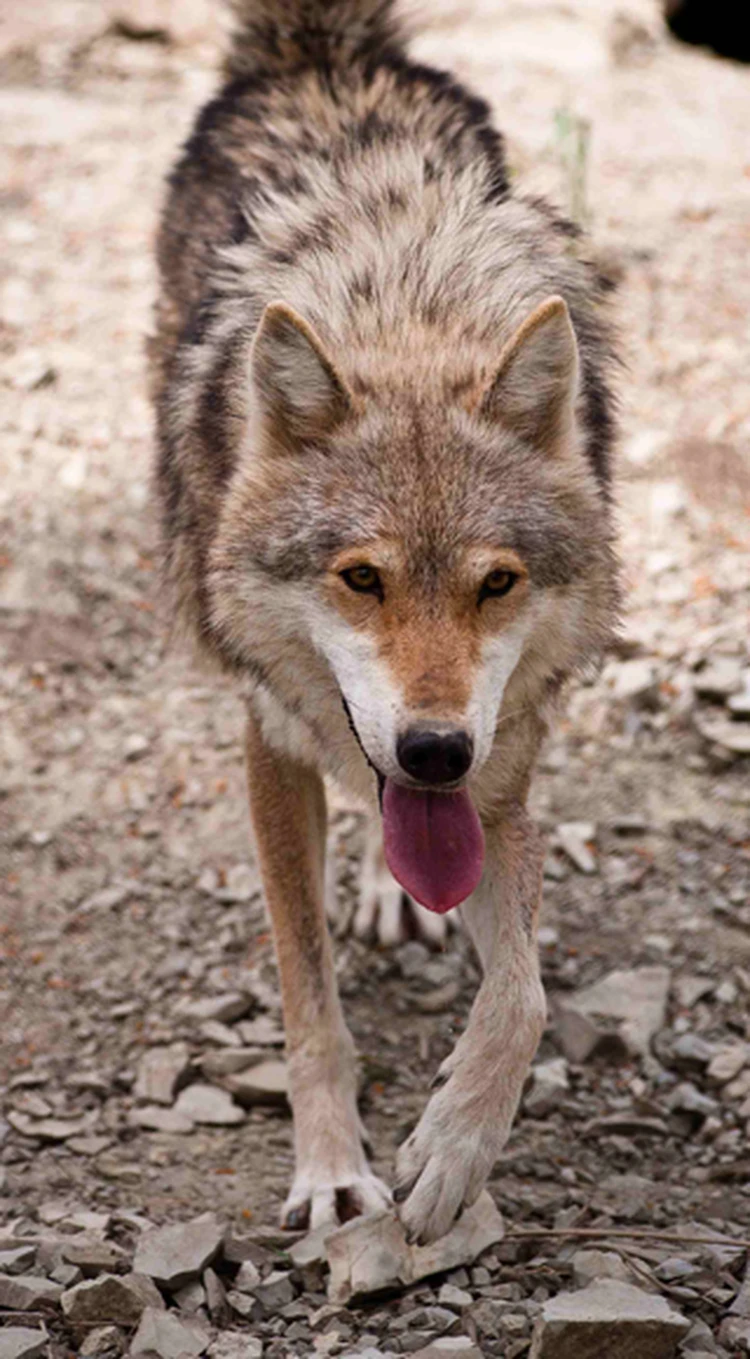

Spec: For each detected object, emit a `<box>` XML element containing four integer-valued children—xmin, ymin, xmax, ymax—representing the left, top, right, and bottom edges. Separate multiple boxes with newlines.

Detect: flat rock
<box><xmin>6</xmin><ymin>1111</ymin><xmax>97</xmax><ymax>1143</ymax></box>
<box><xmin>79</xmin><ymin>1326</ymin><xmax>125</xmax><ymax>1357</ymax></box>
<box><xmin>134</xmin><ymin>1043</ymin><xmax>191</xmax><ymax>1105</ymax></box>
<box><xmin>174</xmin><ymin>993</ymin><xmax>252</xmax><ymax>1024</ymax></box>
<box><xmin>0</xmin><ymin>1330</ymin><xmax>49</xmax><ymax>1359</ymax></box>
<box><xmin>695</xmin><ymin>711</ymin><xmax>750</xmax><ymax>755</ymax></box>
<box><xmin>529</xmin><ymin>1279</ymin><xmax>689</xmax><ymax>1358</ymax></box>
<box><xmin>172</xmin><ymin>1083</ymin><xmax>245</xmax><ymax>1125</ymax></box>
<box><xmin>558</xmin><ymin>966</ymin><xmax>670</xmax><ymax>1058</ymax></box>
<box><xmin>224</xmin><ymin>1060</ymin><xmax>288</xmax><ymax>1107</ymax></box>
<box><xmin>0</xmin><ymin>1274</ymin><xmax>62</xmax><ymax>1311</ymax></box>
<box><xmin>0</xmin><ymin>1245</ymin><xmax>37</xmax><ymax>1274</ymax></box>
<box><xmin>199</xmin><ymin>1049</ymin><xmax>267</xmax><ymax>1079</ymax></box>
<box><xmin>707</xmin><ymin>1042</ymin><xmax>748</xmax><ymax>1085</ymax></box>
<box><xmin>327</xmin><ymin>1191</ymin><xmax>504</xmax><ymax>1303</ymax></box>
<box><xmin>130</xmin><ymin>1305</ymin><xmax>210</xmax><ymax>1358</ymax></box>
<box><xmin>572</xmin><ymin>1250</ymin><xmax>634</xmax><ymax>1288</ymax></box>
<box><xmin>61</xmin><ymin>1239</ymin><xmax>129</xmax><ymax>1276</ymax></box>
<box><xmin>61</xmin><ymin>1272</ymin><xmax>163</xmax><ymax>1326</ymax></box>
<box><xmin>134</xmin><ymin>1214</ymin><xmax>224</xmax><ymax>1289</ymax></box>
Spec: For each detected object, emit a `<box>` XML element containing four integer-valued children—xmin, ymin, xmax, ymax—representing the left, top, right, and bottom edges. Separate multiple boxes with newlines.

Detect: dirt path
<box><xmin>1</xmin><ymin>2</ymin><xmax>749</xmax><ymax>1355</ymax></box>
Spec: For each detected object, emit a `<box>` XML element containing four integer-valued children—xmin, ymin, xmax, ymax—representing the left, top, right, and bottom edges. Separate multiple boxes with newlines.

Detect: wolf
<box><xmin>152</xmin><ymin>0</ymin><xmax>619</xmax><ymax>1244</ymax></box>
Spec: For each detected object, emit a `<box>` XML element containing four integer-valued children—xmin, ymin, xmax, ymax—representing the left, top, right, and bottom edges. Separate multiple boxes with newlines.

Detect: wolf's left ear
<box><xmin>479</xmin><ymin>295</ymin><xmax>579</xmax><ymax>453</ymax></box>
<box><xmin>251</xmin><ymin>302</ymin><xmax>354</xmax><ymax>448</ymax></box>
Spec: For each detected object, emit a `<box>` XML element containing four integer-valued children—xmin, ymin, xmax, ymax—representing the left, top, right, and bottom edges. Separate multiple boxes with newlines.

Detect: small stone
<box><xmin>233</xmin><ymin>1260</ymin><xmax>261</xmax><ymax>1291</ymax></box>
<box><xmin>529</xmin><ymin>1279</ymin><xmax>689</xmax><ymax>1358</ymax></box>
<box><xmin>0</xmin><ymin>1330</ymin><xmax>49</xmax><ymax>1359</ymax></box>
<box><xmin>130</xmin><ymin>1305</ymin><xmax>210</xmax><ymax>1358</ymax></box>
<box><xmin>556</xmin><ymin>822</ymin><xmax>598</xmax><ymax>874</ymax></box>
<box><xmin>667</xmin><ymin>1083</ymin><xmax>719</xmax><ymax>1119</ymax></box>
<box><xmin>6</xmin><ymin>1112</ymin><xmax>96</xmax><ymax>1143</ymax></box>
<box><xmin>133</xmin><ymin>1214</ymin><xmax>224</xmax><ymax>1289</ymax></box>
<box><xmin>61</xmin><ymin>1239</ymin><xmax>128</xmax><ymax>1276</ymax></box>
<box><xmin>612</xmin><ymin>659</ymin><xmax>660</xmax><ymax>706</ymax></box>
<box><xmin>224</xmin><ymin>1060</ymin><xmax>289</xmax><ymax>1107</ymax></box>
<box><xmin>235</xmin><ymin>1016</ymin><xmax>285</xmax><ymax>1046</ymax></box>
<box><xmin>216</xmin><ymin>863</ymin><xmax>259</xmax><ymax>903</ymax></box>
<box><xmin>671</xmin><ymin>1032</ymin><xmax>716</xmax><ymax>1067</ymax></box>
<box><xmin>200</xmin><ymin>1049</ymin><xmax>264</xmax><ymax>1078</ymax></box>
<box><xmin>172</xmin><ymin>1083</ymin><xmax>245</xmax><ymax>1125</ymax></box>
<box><xmin>174</xmin><ymin>993</ymin><xmax>252</xmax><ymax>1024</ymax></box>
<box><xmin>327</xmin><ymin>1192</ymin><xmax>504</xmax><ymax>1304</ymax></box>
<box><xmin>695</xmin><ymin>711</ymin><xmax>750</xmax><ymax>755</ymax></box>
<box><xmin>437</xmin><ymin>1283</ymin><xmax>473</xmax><ymax>1311</ymax></box>
<box><xmin>409</xmin><ymin>1342</ymin><xmax>483</xmax><ymax>1358</ymax></box>
<box><xmin>0</xmin><ymin>1274</ymin><xmax>61</xmax><ymax>1311</ymax></box>
<box><xmin>674</xmin><ymin>976</ymin><xmax>715</xmax><ymax>1009</ymax></box>
<box><xmin>571</xmin><ymin>1250</ymin><xmax>633</xmax><ymax>1288</ymax></box>
<box><xmin>79</xmin><ymin>1326</ymin><xmax>125</xmax><ymax>1356</ymax></box>
<box><xmin>207</xmin><ymin>1335</ymin><xmax>263</xmax><ymax>1359</ymax></box>
<box><xmin>719</xmin><ymin>1316</ymin><xmax>750</xmax><ymax>1350</ymax></box>
<box><xmin>693</xmin><ymin>659</ymin><xmax>743</xmax><ymax>700</ymax></box>
<box><xmin>172</xmin><ymin>1279</ymin><xmax>206</xmax><ymax>1313</ymax></box>
<box><xmin>61</xmin><ymin>1273</ymin><xmax>163</xmax><ymax>1327</ymax></box>
<box><xmin>252</xmin><ymin>1269</ymin><xmax>295</xmax><ymax>1311</ymax></box>
<box><xmin>523</xmin><ymin>1057</ymin><xmax>569</xmax><ymax>1117</ymax></box>
<box><xmin>134</xmin><ymin>1043</ymin><xmax>191</xmax><ymax>1105</ymax></box>
<box><xmin>707</xmin><ymin>1043</ymin><xmax>747</xmax><ymax>1085</ymax></box>
<box><xmin>203</xmin><ymin>1266</ymin><xmax>230</xmax><ymax>1325</ymax></box>
<box><xmin>128</xmin><ymin>1105</ymin><xmax>195</xmax><ymax>1134</ymax></box>
<box><xmin>0</xmin><ymin>1246</ymin><xmax>37</xmax><ymax>1274</ymax></box>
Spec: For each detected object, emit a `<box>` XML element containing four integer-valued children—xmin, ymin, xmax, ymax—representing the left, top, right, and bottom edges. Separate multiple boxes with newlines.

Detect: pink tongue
<box><xmin>382</xmin><ymin>779</ymin><xmax>485</xmax><ymax>914</ymax></box>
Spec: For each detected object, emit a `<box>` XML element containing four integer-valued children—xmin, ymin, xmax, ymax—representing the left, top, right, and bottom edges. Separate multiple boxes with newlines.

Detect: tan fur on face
<box><xmin>326</xmin><ymin>543</ymin><xmax>529</xmax><ymax>720</ymax></box>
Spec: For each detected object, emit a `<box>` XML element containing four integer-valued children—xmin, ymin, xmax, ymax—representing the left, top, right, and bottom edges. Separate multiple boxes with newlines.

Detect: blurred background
<box><xmin>1</xmin><ymin>1</ymin><xmax>749</xmax><ymax>1355</ymax></box>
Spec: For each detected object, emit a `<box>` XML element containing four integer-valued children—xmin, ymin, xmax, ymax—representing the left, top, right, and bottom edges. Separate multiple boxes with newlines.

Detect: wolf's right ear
<box><xmin>250</xmin><ymin>302</ymin><xmax>354</xmax><ymax>448</ymax></box>
<box><xmin>478</xmin><ymin>295</ymin><xmax>579</xmax><ymax>454</ymax></box>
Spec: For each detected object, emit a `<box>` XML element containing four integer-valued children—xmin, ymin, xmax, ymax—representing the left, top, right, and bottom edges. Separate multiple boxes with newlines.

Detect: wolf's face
<box><xmin>209</xmin><ymin>298</ymin><xmax>617</xmax><ymax>800</ymax></box>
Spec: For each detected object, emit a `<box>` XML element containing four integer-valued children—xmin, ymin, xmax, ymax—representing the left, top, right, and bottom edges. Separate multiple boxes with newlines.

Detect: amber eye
<box><xmin>340</xmin><ymin>564</ymin><xmax>383</xmax><ymax>599</ymax></box>
<box><xmin>479</xmin><ymin>568</ymin><xmax>517</xmax><ymax>603</ymax></box>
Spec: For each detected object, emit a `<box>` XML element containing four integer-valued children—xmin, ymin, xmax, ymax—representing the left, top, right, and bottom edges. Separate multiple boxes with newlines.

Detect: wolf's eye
<box><xmin>479</xmin><ymin>569</ymin><xmax>517</xmax><ymax>603</ymax></box>
<box><xmin>341</xmin><ymin>564</ymin><xmax>383</xmax><ymax>599</ymax></box>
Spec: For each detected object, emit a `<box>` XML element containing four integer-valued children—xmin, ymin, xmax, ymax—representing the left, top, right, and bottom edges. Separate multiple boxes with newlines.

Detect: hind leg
<box><xmin>245</xmin><ymin>711</ymin><xmax>390</xmax><ymax>1231</ymax></box>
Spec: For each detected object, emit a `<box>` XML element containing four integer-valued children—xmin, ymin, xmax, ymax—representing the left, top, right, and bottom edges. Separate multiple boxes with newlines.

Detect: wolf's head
<box><xmin>209</xmin><ymin>297</ymin><xmax>617</xmax><ymax>909</ymax></box>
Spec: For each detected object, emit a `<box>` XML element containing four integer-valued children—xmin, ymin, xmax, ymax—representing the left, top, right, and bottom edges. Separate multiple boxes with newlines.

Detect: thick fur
<box><xmin>152</xmin><ymin>0</ymin><xmax>619</xmax><ymax>1242</ymax></box>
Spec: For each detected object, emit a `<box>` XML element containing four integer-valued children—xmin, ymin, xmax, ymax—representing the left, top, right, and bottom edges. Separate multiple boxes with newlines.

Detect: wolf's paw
<box><xmin>281</xmin><ymin>1167</ymin><xmax>391</xmax><ymax>1233</ymax></box>
<box><xmin>392</xmin><ymin>1070</ymin><xmax>497</xmax><ymax>1245</ymax></box>
<box><xmin>354</xmin><ymin>836</ymin><xmax>450</xmax><ymax>948</ymax></box>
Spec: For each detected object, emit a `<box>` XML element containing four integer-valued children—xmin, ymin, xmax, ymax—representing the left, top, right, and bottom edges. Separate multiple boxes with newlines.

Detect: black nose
<box><xmin>396</xmin><ymin>727</ymin><xmax>474</xmax><ymax>786</ymax></box>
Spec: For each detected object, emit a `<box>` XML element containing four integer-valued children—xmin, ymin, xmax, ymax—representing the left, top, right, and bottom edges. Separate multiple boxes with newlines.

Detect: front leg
<box><xmin>394</xmin><ymin>806</ymin><xmax>546</xmax><ymax>1244</ymax></box>
<box><xmin>245</xmin><ymin>711</ymin><xmax>390</xmax><ymax>1231</ymax></box>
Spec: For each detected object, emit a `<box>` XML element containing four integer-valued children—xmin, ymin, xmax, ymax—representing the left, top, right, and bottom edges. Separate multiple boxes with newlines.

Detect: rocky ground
<box><xmin>1</xmin><ymin>0</ymin><xmax>749</xmax><ymax>1356</ymax></box>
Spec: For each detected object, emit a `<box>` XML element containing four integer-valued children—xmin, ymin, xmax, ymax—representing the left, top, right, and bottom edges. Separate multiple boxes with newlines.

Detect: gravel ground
<box><xmin>1</xmin><ymin>1</ymin><xmax>749</xmax><ymax>1356</ymax></box>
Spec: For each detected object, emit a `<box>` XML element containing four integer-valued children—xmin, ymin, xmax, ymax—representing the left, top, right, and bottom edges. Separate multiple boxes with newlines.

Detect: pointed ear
<box><xmin>478</xmin><ymin>296</ymin><xmax>579</xmax><ymax>453</ymax></box>
<box><xmin>250</xmin><ymin>302</ymin><xmax>354</xmax><ymax>447</ymax></box>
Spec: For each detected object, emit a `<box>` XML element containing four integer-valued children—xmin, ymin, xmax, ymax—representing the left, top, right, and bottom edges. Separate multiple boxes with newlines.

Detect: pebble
<box><xmin>78</xmin><ymin>1326</ymin><xmax>124</xmax><ymax>1356</ymax></box>
<box><xmin>61</xmin><ymin>1239</ymin><xmax>128</xmax><ymax>1277</ymax></box>
<box><xmin>128</xmin><ymin>1104</ymin><xmax>195</xmax><ymax>1134</ymax></box>
<box><xmin>130</xmin><ymin>1304</ymin><xmax>210</xmax><ymax>1358</ymax></box>
<box><xmin>174</xmin><ymin>993</ymin><xmax>253</xmax><ymax>1024</ymax></box>
<box><xmin>233</xmin><ymin>1260</ymin><xmax>261</xmax><ymax>1291</ymax></box>
<box><xmin>558</xmin><ymin>966</ymin><xmax>670</xmax><ymax>1058</ymax></box>
<box><xmin>707</xmin><ymin>1043</ymin><xmax>747</xmax><ymax>1085</ymax></box>
<box><xmin>571</xmin><ymin>1250</ymin><xmax>633</xmax><ymax>1288</ymax></box>
<box><xmin>0</xmin><ymin>1332</ymin><xmax>49</xmax><ymax>1359</ymax></box>
<box><xmin>0</xmin><ymin>1246</ymin><xmax>36</xmax><ymax>1274</ymax></box>
<box><xmin>437</xmin><ymin>1283</ymin><xmax>473</xmax><ymax>1311</ymax></box>
<box><xmin>410</xmin><ymin>1343</ymin><xmax>483</xmax><ymax>1358</ymax></box>
<box><xmin>529</xmin><ymin>1279</ymin><xmax>689</xmax><ymax>1358</ymax></box>
<box><xmin>133</xmin><ymin>1214</ymin><xmax>224</xmax><ymax>1289</ymax></box>
<box><xmin>172</xmin><ymin>1083</ymin><xmax>245</xmax><ymax>1125</ymax></box>
<box><xmin>251</xmin><ymin>1269</ymin><xmax>296</xmax><ymax>1311</ymax></box>
<box><xmin>207</xmin><ymin>1335</ymin><xmax>263</xmax><ymax>1359</ymax></box>
<box><xmin>61</xmin><ymin>1272</ymin><xmax>163</xmax><ymax>1327</ymax></box>
<box><xmin>556</xmin><ymin>822</ymin><xmax>598</xmax><ymax>874</ymax></box>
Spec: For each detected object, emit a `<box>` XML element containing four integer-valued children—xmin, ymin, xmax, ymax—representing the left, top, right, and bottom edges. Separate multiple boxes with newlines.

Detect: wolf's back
<box><xmin>225</xmin><ymin>0</ymin><xmax>407</xmax><ymax>77</ymax></box>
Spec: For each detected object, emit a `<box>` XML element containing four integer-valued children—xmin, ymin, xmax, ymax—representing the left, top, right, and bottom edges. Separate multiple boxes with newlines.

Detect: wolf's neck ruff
<box><xmin>381</xmin><ymin>779</ymin><xmax>485</xmax><ymax>913</ymax></box>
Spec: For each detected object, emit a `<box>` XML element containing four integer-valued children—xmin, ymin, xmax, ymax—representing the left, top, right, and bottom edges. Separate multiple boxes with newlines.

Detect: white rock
<box><xmin>134</xmin><ymin>1043</ymin><xmax>190</xmax><ymax>1105</ymax></box>
<box><xmin>174</xmin><ymin>993</ymin><xmax>252</xmax><ymax>1024</ymax></box>
<box><xmin>130</xmin><ymin>1305</ymin><xmax>210</xmax><ymax>1359</ymax></box>
<box><xmin>173</xmin><ymin>1083</ymin><xmax>245</xmax><ymax>1125</ymax></box>
<box><xmin>612</xmin><ymin>659</ymin><xmax>660</xmax><ymax>705</ymax></box>
<box><xmin>571</xmin><ymin>1250</ymin><xmax>633</xmax><ymax>1288</ymax></box>
<box><xmin>693</xmin><ymin>658</ymin><xmax>743</xmax><ymax>699</ymax></box>
<box><xmin>529</xmin><ymin>1279</ymin><xmax>689</xmax><ymax>1358</ymax></box>
<box><xmin>233</xmin><ymin>1260</ymin><xmax>261</xmax><ymax>1291</ymax></box>
<box><xmin>327</xmin><ymin>1191</ymin><xmax>504</xmax><ymax>1303</ymax></box>
<box><xmin>134</xmin><ymin>1214</ymin><xmax>224</xmax><ymax>1289</ymax></box>
<box><xmin>128</xmin><ymin>1105</ymin><xmax>195</xmax><ymax>1134</ymax></box>
<box><xmin>707</xmin><ymin>1043</ymin><xmax>748</xmax><ymax>1085</ymax></box>
<box><xmin>224</xmin><ymin>1060</ymin><xmax>288</xmax><ymax>1107</ymax></box>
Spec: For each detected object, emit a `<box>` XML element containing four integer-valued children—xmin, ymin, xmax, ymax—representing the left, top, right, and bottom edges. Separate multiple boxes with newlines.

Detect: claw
<box><xmin>283</xmin><ymin>1203</ymin><xmax>310</xmax><ymax>1231</ymax></box>
<box><xmin>430</xmin><ymin>1068</ymin><xmax>449</xmax><ymax>1091</ymax></box>
<box><xmin>393</xmin><ymin>1176</ymin><xmax>418</xmax><ymax>1204</ymax></box>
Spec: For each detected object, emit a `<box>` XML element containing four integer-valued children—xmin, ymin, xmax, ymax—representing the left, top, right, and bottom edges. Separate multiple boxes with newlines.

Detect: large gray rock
<box><xmin>0</xmin><ymin>1274</ymin><xmax>61</xmax><ymax>1311</ymax></box>
<box><xmin>61</xmin><ymin>1272</ymin><xmax>163</xmax><ymax>1327</ymax></box>
<box><xmin>0</xmin><ymin>1330</ymin><xmax>48</xmax><ymax>1359</ymax></box>
<box><xmin>529</xmin><ymin>1279</ymin><xmax>689</xmax><ymax>1358</ymax></box>
<box><xmin>327</xmin><ymin>1191</ymin><xmax>504</xmax><ymax>1303</ymax></box>
<box><xmin>129</xmin><ymin>1305</ymin><xmax>210</xmax><ymax>1358</ymax></box>
<box><xmin>134</xmin><ymin>1214</ymin><xmax>224</xmax><ymax>1289</ymax></box>
<box><xmin>557</xmin><ymin>967</ymin><xmax>670</xmax><ymax>1059</ymax></box>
